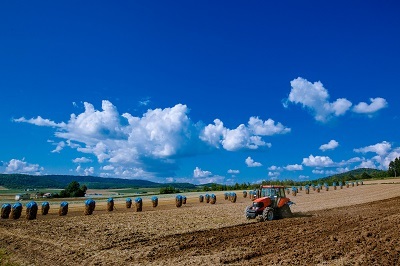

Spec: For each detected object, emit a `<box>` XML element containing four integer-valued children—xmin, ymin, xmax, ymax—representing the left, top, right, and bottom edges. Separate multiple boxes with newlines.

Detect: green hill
<box><xmin>0</xmin><ymin>174</ymin><xmax>197</xmax><ymax>190</ymax></box>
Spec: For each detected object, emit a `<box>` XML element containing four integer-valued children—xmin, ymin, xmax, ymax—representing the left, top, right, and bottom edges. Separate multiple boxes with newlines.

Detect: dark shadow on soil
<box><xmin>292</xmin><ymin>212</ymin><xmax>313</xmax><ymax>218</ymax></box>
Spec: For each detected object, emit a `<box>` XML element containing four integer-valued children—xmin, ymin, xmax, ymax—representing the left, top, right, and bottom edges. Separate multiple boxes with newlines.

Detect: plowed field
<box><xmin>1</xmin><ymin>179</ymin><xmax>400</xmax><ymax>265</ymax></box>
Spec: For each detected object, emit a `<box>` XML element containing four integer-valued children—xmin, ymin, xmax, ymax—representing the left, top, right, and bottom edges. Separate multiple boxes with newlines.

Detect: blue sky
<box><xmin>1</xmin><ymin>1</ymin><xmax>399</xmax><ymax>184</ymax></box>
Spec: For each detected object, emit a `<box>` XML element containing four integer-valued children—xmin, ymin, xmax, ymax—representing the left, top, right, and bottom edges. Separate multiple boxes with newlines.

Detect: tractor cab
<box><xmin>259</xmin><ymin>186</ymin><xmax>286</xmax><ymax>198</ymax></box>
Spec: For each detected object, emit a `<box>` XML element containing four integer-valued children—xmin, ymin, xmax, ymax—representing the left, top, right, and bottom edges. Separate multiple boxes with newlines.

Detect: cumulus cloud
<box><xmin>284</xmin><ymin>77</ymin><xmax>388</xmax><ymax>122</ymax></box>
<box><xmin>302</xmin><ymin>155</ymin><xmax>335</xmax><ymax>167</ymax></box>
<box><xmin>2</xmin><ymin>159</ymin><xmax>43</xmax><ymax>175</ymax></box>
<box><xmin>200</xmin><ymin>116</ymin><xmax>289</xmax><ymax>151</ymax></box>
<box><xmin>245</xmin><ymin>157</ymin><xmax>262</xmax><ymax>167</ymax></box>
<box><xmin>284</xmin><ymin>77</ymin><xmax>352</xmax><ymax>122</ymax></box>
<box><xmin>247</xmin><ymin>117</ymin><xmax>291</xmax><ymax>136</ymax></box>
<box><xmin>268</xmin><ymin>165</ymin><xmax>282</xmax><ymax>171</ymax></box>
<box><xmin>353</xmin><ymin>98</ymin><xmax>388</xmax><ymax>114</ymax></box>
<box><xmin>51</xmin><ymin>141</ymin><xmax>66</xmax><ymax>153</ymax></box>
<box><xmin>72</xmin><ymin>157</ymin><xmax>93</xmax><ymax>163</ymax></box>
<box><xmin>14</xmin><ymin>116</ymin><xmax>65</xmax><ymax>127</ymax></box>
<box><xmin>285</xmin><ymin>164</ymin><xmax>303</xmax><ymax>171</ymax></box>
<box><xmin>319</xmin><ymin>140</ymin><xmax>339</xmax><ymax>151</ymax></box>
<box><xmin>76</xmin><ymin>165</ymin><xmax>95</xmax><ymax>176</ymax></box>
<box><xmin>14</xmin><ymin>100</ymin><xmax>290</xmax><ymax>180</ymax></box>
<box><xmin>354</xmin><ymin>141</ymin><xmax>391</xmax><ymax>156</ymax></box>
<box><xmin>312</xmin><ymin>169</ymin><xmax>325</xmax><ymax>174</ymax></box>
<box><xmin>354</xmin><ymin>142</ymin><xmax>400</xmax><ymax>170</ymax></box>
<box><xmin>192</xmin><ymin>167</ymin><xmax>226</xmax><ymax>184</ymax></box>
<box><xmin>268</xmin><ymin>171</ymin><xmax>280</xmax><ymax>179</ymax></box>
<box><xmin>227</xmin><ymin>169</ymin><xmax>240</xmax><ymax>174</ymax></box>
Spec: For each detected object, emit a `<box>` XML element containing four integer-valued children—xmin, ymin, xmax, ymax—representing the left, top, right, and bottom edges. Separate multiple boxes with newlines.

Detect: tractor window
<box><xmin>261</xmin><ymin>188</ymin><xmax>285</xmax><ymax>197</ymax></box>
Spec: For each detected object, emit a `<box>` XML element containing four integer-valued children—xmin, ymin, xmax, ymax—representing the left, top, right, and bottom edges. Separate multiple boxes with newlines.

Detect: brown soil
<box><xmin>1</xmin><ymin>181</ymin><xmax>400</xmax><ymax>265</ymax></box>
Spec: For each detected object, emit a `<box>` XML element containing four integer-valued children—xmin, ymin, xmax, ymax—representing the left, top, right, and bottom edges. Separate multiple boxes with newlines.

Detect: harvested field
<box><xmin>1</xmin><ymin>179</ymin><xmax>400</xmax><ymax>265</ymax></box>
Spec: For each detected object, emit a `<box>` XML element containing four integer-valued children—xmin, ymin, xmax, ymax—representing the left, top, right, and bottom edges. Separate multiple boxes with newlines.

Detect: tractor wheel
<box><xmin>244</xmin><ymin>206</ymin><xmax>251</xmax><ymax>220</ymax></box>
<box><xmin>262</xmin><ymin>209</ymin><xmax>274</xmax><ymax>221</ymax></box>
<box><xmin>279</xmin><ymin>204</ymin><xmax>293</xmax><ymax>219</ymax></box>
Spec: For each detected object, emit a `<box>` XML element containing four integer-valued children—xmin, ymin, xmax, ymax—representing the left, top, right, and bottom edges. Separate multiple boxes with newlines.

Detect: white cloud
<box><xmin>312</xmin><ymin>169</ymin><xmax>325</xmax><ymax>174</ymax></box>
<box><xmin>245</xmin><ymin>156</ymin><xmax>262</xmax><ymax>167</ymax></box>
<box><xmin>268</xmin><ymin>165</ymin><xmax>282</xmax><ymax>171</ymax></box>
<box><xmin>14</xmin><ymin>116</ymin><xmax>66</xmax><ymax>128</ymax></box>
<box><xmin>285</xmin><ymin>164</ymin><xmax>303</xmax><ymax>171</ymax></box>
<box><xmin>247</xmin><ymin>117</ymin><xmax>291</xmax><ymax>136</ymax></box>
<box><xmin>200</xmin><ymin>116</ymin><xmax>289</xmax><ymax>151</ymax></box>
<box><xmin>3</xmin><ymin>159</ymin><xmax>43</xmax><ymax>175</ymax></box>
<box><xmin>285</xmin><ymin>77</ymin><xmax>387</xmax><ymax>122</ymax></box>
<box><xmin>357</xmin><ymin>160</ymin><xmax>377</xmax><ymax>169</ymax></box>
<box><xmin>319</xmin><ymin>140</ymin><xmax>339</xmax><ymax>151</ymax></box>
<box><xmin>192</xmin><ymin>167</ymin><xmax>226</xmax><ymax>184</ymax></box>
<box><xmin>72</xmin><ymin>157</ymin><xmax>93</xmax><ymax>163</ymax></box>
<box><xmin>14</xmin><ymin>100</ymin><xmax>288</xmax><ymax>180</ymax></box>
<box><xmin>302</xmin><ymin>155</ymin><xmax>335</xmax><ymax>167</ymax></box>
<box><xmin>51</xmin><ymin>141</ymin><xmax>66</xmax><ymax>153</ymax></box>
<box><xmin>298</xmin><ymin>175</ymin><xmax>309</xmax><ymax>180</ymax></box>
<box><xmin>353</xmin><ymin>97</ymin><xmax>388</xmax><ymax>114</ymax></box>
<box><xmin>268</xmin><ymin>171</ymin><xmax>280</xmax><ymax>180</ymax></box>
<box><xmin>193</xmin><ymin>166</ymin><xmax>212</xmax><ymax>178</ymax></box>
<box><xmin>102</xmin><ymin>165</ymin><xmax>115</xmax><ymax>171</ymax></box>
<box><xmin>285</xmin><ymin>77</ymin><xmax>352</xmax><ymax>122</ymax></box>
<box><xmin>354</xmin><ymin>141</ymin><xmax>391</xmax><ymax>156</ymax></box>
<box><xmin>227</xmin><ymin>169</ymin><xmax>240</xmax><ymax>174</ymax></box>
<box><xmin>200</xmin><ymin>119</ymin><xmax>274</xmax><ymax>151</ymax></box>
<box><xmin>76</xmin><ymin>165</ymin><xmax>95</xmax><ymax>176</ymax></box>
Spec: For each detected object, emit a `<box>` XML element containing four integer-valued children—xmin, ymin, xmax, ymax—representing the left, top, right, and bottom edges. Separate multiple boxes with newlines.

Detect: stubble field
<box><xmin>1</xmin><ymin>179</ymin><xmax>400</xmax><ymax>265</ymax></box>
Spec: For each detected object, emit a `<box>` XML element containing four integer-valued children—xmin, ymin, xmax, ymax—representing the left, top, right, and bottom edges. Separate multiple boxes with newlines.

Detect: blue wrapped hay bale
<box><xmin>1</xmin><ymin>203</ymin><xmax>11</xmax><ymax>219</ymax></box>
<box><xmin>84</xmin><ymin>199</ymin><xmax>96</xmax><ymax>215</ymax></box>
<box><xmin>175</xmin><ymin>195</ymin><xmax>183</xmax><ymax>208</ymax></box>
<box><xmin>305</xmin><ymin>185</ymin><xmax>310</xmax><ymax>194</ymax></box>
<box><xmin>107</xmin><ymin>198</ymin><xmax>114</xmax><ymax>212</ymax></box>
<box><xmin>126</xmin><ymin>198</ymin><xmax>132</xmax><ymax>209</ymax></box>
<box><xmin>26</xmin><ymin>201</ymin><xmax>38</xmax><ymax>220</ymax></box>
<box><xmin>151</xmin><ymin>196</ymin><xmax>158</xmax><ymax>207</ymax></box>
<box><xmin>11</xmin><ymin>202</ymin><xmax>22</xmax><ymax>219</ymax></box>
<box><xmin>205</xmin><ymin>194</ymin><xmax>210</xmax><ymax>203</ymax></box>
<box><xmin>199</xmin><ymin>195</ymin><xmax>204</xmax><ymax>203</ymax></box>
<box><xmin>41</xmin><ymin>201</ymin><xmax>50</xmax><ymax>215</ymax></box>
<box><xmin>231</xmin><ymin>192</ymin><xmax>237</xmax><ymax>203</ymax></box>
<box><xmin>291</xmin><ymin>187</ymin><xmax>298</xmax><ymax>196</ymax></box>
<box><xmin>135</xmin><ymin>197</ymin><xmax>143</xmax><ymax>212</ymax></box>
<box><xmin>59</xmin><ymin>201</ymin><xmax>68</xmax><ymax>216</ymax></box>
<box><xmin>210</xmin><ymin>194</ymin><xmax>216</xmax><ymax>204</ymax></box>
<box><xmin>182</xmin><ymin>196</ymin><xmax>187</xmax><ymax>205</ymax></box>
<box><xmin>243</xmin><ymin>190</ymin><xmax>247</xmax><ymax>198</ymax></box>
<box><xmin>224</xmin><ymin>192</ymin><xmax>228</xmax><ymax>200</ymax></box>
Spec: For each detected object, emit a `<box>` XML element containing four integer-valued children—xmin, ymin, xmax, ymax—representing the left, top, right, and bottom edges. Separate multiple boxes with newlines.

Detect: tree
<box><xmin>59</xmin><ymin>181</ymin><xmax>87</xmax><ymax>198</ymax></box>
<box><xmin>388</xmin><ymin>157</ymin><xmax>400</xmax><ymax>177</ymax></box>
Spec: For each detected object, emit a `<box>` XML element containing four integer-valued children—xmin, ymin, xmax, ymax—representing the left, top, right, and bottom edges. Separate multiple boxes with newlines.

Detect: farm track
<box><xmin>1</xmin><ymin>180</ymin><xmax>400</xmax><ymax>265</ymax></box>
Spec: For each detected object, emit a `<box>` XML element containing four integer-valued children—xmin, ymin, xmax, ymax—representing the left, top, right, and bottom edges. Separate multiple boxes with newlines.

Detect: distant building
<box><xmin>15</xmin><ymin>193</ymin><xmax>30</xmax><ymax>201</ymax></box>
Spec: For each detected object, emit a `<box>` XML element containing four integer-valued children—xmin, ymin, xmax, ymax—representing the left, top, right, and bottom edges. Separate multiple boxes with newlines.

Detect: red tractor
<box><xmin>245</xmin><ymin>185</ymin><xmax>294</xmax><ymax>221</ymax></box>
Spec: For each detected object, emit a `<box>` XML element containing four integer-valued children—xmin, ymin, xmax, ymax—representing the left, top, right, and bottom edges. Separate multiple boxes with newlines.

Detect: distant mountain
<box><xmin>0</xmin><ymin>174</ymin><xmax>197</xmax><ymax>190</ymax></box>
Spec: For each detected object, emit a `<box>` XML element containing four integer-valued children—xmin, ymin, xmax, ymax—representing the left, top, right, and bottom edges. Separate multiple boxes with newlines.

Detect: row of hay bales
<box><xmin>288</xmin><ymin>180</ymin><xmax>364</xmax><ymax>196</ymax></box>
<box><xmin>198</xmin><ymin>194</ymin><xmax>216</xmax><ymax>204</ymax></box>
<box><xmin>1</xmin><ymin>196</ymin><xmax>162</xmax><ymax>220</ymax></box>
<box><xmin>175</xmin><ymin>195</ymin><xmax>187</xmax><ymax>207</ymax></box>
<box><xmin>1</xmin><ymin>201</ymin><xmax>66</xmax><ymax>220</ymax></box>
<box><xmin>223</xmin><ymin>192</ymin><xmax>237</xmax><ymax>203</ymax></box>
